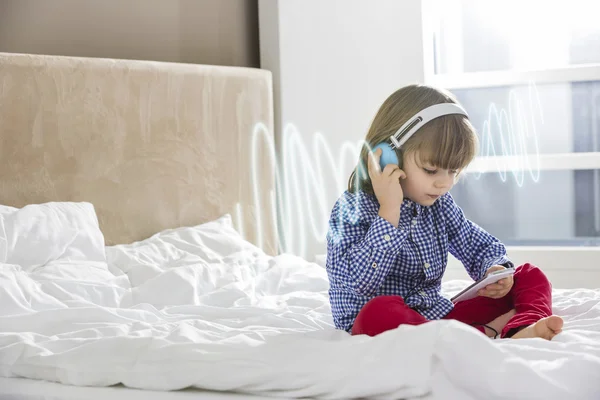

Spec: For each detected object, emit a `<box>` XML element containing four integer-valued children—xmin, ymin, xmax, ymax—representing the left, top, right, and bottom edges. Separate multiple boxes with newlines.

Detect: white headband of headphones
<box><xmin>389</xmin><ymin>103</ymin><xmax>469</xmax><ymax>149</ymax></box>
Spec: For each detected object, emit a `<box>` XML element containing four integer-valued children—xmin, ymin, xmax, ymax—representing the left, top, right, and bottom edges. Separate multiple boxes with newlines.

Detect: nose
<box><xmin>434</xmin><ymin>173</ymin><xmax>454</xmax><ymax>189</ymax></box>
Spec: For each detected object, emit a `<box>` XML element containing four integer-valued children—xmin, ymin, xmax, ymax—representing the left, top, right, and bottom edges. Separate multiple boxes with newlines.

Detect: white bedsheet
<box><xmin>1</xmin><ymin>206</ymin><xmax>599</xmax><ymax>400</ymax></box>
<box><xmin>0</xmin><ymin>377</ymin><xmax>276</xmax><ymax>400</ymax></box>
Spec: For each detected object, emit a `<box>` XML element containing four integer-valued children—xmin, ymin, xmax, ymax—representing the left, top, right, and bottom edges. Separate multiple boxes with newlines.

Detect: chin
<box><xmin>418</xmin><ymin>196</ymin><xmax>441</xmax><ymax>206</ymax></box>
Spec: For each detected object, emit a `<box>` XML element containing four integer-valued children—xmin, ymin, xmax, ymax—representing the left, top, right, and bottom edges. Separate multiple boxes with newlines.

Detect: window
<box><xmin>423</xmin><ymin>0</ymin><xmax>600</xmax><ymax>268</ymax></box>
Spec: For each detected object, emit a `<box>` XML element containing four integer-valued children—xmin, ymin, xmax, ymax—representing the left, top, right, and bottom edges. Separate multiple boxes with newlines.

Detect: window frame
<box><xmin>421</xmin><ymin>0</ymin><xmax>600</xmax><ymax>270</ymax></box>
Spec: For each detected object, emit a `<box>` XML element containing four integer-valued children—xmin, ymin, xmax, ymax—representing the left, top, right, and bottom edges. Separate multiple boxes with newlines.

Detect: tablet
<box><xmin>450</xmin><ymin>268</ymin><xmax>515</xmax><ymax>303</ymax></box>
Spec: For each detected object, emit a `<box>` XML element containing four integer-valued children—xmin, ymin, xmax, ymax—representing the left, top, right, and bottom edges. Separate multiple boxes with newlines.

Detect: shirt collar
<box><xmin>402</xmin><ymin>198</ymin><xmax>424</xmax><ymax>216</ymax></box>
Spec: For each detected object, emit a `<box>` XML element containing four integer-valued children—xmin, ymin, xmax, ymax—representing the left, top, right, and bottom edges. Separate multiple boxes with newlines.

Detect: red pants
<box><xmin>351</xmin><ymin>263</ymin><xmax>552</xmax><ymax>338</ymax></box>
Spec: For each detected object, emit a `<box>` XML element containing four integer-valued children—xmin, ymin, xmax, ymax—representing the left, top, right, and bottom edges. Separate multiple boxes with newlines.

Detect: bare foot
<box><xmin>511</xmin><ymin>315</ymin><xmax>564</xmax><ymax>340</ymax></box>
<box><xmin>483</xmin><ymin>309</ymin><xmax>516</xmax><ymax>338</ymax></box>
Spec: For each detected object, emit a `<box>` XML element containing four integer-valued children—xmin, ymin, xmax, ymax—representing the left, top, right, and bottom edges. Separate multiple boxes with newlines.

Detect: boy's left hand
<box><xmin>477</xmin><ymin>265</ymin><xmax>514</xmax><ymax>299</ymax></box>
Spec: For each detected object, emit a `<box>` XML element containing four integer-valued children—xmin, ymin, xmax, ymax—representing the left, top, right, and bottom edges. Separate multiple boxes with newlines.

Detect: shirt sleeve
<box><xmin>441</xmin><ymin>193</ymin><xmax>511</xmax><ymax>281</ymax></box>
<box><xmin>326</xmin><ymin>193</ymin><xmax>409</xmax><ymax>296</ymax></box>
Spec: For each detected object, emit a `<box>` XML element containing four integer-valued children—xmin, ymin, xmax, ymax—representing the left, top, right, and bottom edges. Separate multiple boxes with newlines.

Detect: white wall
<box><xmin>259</xmin><ymin>0</ymin><xmax>428</xmax><ymax>260</ymax></box>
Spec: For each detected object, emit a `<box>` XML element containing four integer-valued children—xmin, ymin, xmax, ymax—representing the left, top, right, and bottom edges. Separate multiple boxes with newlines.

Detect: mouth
<box><xmin>426</xmin><ymin>194</ymin><xmax>441</xmax><ymax>200</ymax></box>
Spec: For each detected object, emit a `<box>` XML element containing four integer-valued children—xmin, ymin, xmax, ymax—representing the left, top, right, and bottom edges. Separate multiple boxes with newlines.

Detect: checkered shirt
<box><xmin>326</xmin><ymin>190</ymin><xmax>511</xmax><ymax>332</ymax></box>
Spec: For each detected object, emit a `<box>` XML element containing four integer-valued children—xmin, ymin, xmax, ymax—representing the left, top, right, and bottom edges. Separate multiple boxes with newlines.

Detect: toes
<box><xmin>545</xmin><ymin>317</ymin><xmax>564</xmax><ymax>339</ymax></box>
<box><xmin>547</xmin><ymin>316</ymin><xmax>564</xmax><ymax>331</ymax></box>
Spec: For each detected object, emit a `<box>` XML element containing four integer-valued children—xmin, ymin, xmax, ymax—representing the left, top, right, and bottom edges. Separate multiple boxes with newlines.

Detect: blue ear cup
<box><xmin>372</xmin><ymin>142</ymin><xmax>399</xmax><ymax>171</ymax></box>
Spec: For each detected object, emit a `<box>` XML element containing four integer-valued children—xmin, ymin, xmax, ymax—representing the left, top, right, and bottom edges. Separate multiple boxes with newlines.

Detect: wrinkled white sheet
<box><xmin>0</xmin><ymin>206</ymin><xmax>599</xmax><ymax>400</ymax></box>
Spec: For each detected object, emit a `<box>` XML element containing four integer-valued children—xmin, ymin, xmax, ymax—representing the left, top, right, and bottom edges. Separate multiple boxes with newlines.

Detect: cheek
<box><xmin>405</xmin><ymin>175</ymin><xmax>435</xmax><ymax>195</ymax></box>
<box><xmin>401</xmin><ymin>176</ymin><xmax>419</xmax><ymax>193</ymax></box>
<box><xmin>400</xmin><ymin>176</ymin><xmax>410</xmax><ymax>192</ymax></box>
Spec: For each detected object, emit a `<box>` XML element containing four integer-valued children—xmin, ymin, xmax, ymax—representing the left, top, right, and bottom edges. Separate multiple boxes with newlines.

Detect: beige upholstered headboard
<box><xmin>0</xmin><ymin>52</ymin><xmax>277</xmax><ymax>255</ymax></box>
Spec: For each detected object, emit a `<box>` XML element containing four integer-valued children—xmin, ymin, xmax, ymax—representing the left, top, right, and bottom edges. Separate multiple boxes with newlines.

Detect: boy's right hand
<box><xmin>368</xmin><ymin>148</ymin><xmax>406</xmax><ymax>227</ymax></box>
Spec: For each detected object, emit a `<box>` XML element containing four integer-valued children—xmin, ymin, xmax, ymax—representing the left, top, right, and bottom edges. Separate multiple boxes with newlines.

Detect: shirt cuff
<box><xmin>482</xmin><ymin>256</ymin><xmax>513</xmax><ymax>273</ymax></box>
<box><xmin>365</xmin><ymin>216</ymin><xmax>408</xmax><ymax>254</ymax></box>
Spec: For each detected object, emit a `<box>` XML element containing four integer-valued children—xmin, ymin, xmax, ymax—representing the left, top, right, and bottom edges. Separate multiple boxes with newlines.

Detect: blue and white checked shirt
<box><xmin>326</xmin><ymin>190</ymin><xmax>511</xmax><ymax>332</ymax></box>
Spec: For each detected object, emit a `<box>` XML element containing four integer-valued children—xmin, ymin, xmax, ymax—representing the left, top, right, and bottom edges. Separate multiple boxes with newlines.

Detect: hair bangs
<box><xmin>407</xmin><ymin>114</ymin><xmax>478</xmax><ymax>171</ymax></box>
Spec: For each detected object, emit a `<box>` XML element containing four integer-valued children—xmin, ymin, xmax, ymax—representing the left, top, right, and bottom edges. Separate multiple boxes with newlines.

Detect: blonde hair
<box><xmin>348</xmin><ymin>84</ymin><xmax>478</xmax><ymax>196</ymax></box>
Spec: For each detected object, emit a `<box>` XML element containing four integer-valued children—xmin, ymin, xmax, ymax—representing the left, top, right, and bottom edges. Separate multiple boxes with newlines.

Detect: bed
<box><xmin>0</xmin><ymin>52</ymin><xmax>599</xmax><ymax>400</ymax></box>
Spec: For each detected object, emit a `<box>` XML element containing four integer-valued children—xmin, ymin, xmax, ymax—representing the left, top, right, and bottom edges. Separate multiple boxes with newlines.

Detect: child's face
<box><xmin>400</xmin><ymin>151</ymin><xmax>458</xmax><ymax>206</ymax></box>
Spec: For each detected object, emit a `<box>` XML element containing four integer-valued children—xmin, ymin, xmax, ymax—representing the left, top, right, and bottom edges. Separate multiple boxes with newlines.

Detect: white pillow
<box><xmin>0</xmin><ymin>205</ymin><xmax>17</xmax><ymax>215</ymax></box>
<box><xmin>0</xmin><ymin>202</ymin><xmax>106</xmax><ymax>270</ymax></box>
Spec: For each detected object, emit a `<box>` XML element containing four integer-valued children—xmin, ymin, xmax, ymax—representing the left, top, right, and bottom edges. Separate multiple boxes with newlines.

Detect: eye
<box><xmin>423</xmin><ymin>168</ymin><xmax>437</xmax><ymax>175</ymax></box>
<box><xmin>450</xmin><ymin>169</ymin><xmax>458</xmax><ymax>175</ymax></box>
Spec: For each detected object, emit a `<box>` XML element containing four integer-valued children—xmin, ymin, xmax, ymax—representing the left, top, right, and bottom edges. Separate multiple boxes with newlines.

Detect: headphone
<box><xmin>371</xmin><ymin>103</ymin><xmax>469</xmax><ymax>170</ymax></box>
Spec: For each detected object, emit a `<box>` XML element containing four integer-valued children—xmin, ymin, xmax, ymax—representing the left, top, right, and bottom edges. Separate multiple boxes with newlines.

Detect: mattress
<box><xmin>1</xmin><ymin>203</ymin><xmax>599</xmax><ymax>400</ymax></box>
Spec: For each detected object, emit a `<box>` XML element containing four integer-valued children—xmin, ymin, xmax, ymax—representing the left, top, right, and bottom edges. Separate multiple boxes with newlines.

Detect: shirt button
<box><xmin>424</xmin><ymin>263</ymin><xmax>430</xmax><ymax>269</ymax></box>
<box><xmin>411</xmin><ymin>219</ymin><xmax>417</xmax><ymax>225</ymax></box>
<box><xmin>372</xmin><ymin>262</ymin><xmax>377</xmax><ymax>269</ymax></box>
<box><xmin>384</xmin><ymin>234</ymin><xmax>391</xmax><ymax>241</ymax></box>
<box><xmin>419</xmin><ymin>291</ymin><xmax>427</xmax><ymax>296</ymax></box>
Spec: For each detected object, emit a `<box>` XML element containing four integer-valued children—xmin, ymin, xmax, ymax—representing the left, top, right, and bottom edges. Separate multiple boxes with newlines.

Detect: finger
<box><xmin>485</xmin><ymin>283</ymin><xmax>504</xmax><ymax>291</ymax></box>
<box><xmin>481</xmin><ymin>292</ymin><xmax>500</xmax><ymax>299</ymax></box>
<box><xmin>488</xmin><ymin>291</ymin><xmax>508</xmax><ymax>299</ymax></box>
<box><xmin>390</xmin><ymin>168</ymin><xmax>403</xmax><ymax>180</ymax></box>
<box><xmin>478</xmin><ymin>288</ymin><xmax>500</xmax><ymax>298</ymax></box>
<box><xmin>489</xmin><ymin>288</ymin><xmax>510</xmax><ymax>298</ymax></box>
<box><xmin>383</xmin><ymin>164</ymin><xmax>399</xmax><ymax>176</ymax></box>
<box><xmin>496</xmin><ymin>279</ymin><xmax>513</xmax><ymax>290</ymax></box>
<box><xmin>367</xmin><ymin>148</ymin><xmax>382</xmax><ymax>177</ymax></box>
